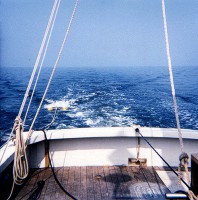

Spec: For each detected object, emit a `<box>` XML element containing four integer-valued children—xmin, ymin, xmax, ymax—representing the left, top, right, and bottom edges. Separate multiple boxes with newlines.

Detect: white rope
<box><xmin>189</xmin><ymin>191</ymin><xmax>198</xmax><ymax>200</ymax></box>
<box><xmin>27</xmin><ymin>0</ymin><xmax>79</xmax><ymax>141</ymax></box>
<box><xmin>4</xmin><ymin>2</ymin><xmax>60</xmax><ymax>199</ymax></box>
<box><xmin>1</xmin><ymin>0</ymin><xmax>59</xmax><ymax>185</ymax></box>
<box><xmin>7</xmin><ymin>0</ymin><xmax>59</xmax><ymax>139</ymax></box>
<box><xmin>13</xmin><ymin>117</ymin><xmax>29</xmax><ymax>185</ymax></box>
<box><xmin>6</xmin><ymin>117</ymin><xmax>29</xmax><ymax>200</ymax></box>
<box><xmin>162</xmin><ymin>1</ymin><xmax>198</xmax><ymax>199</ymax></box>
<box><xmin>18</xmin><ymin>0</ymin><xmax>59</xmax><ymax>119</ymax></box>
<box><xmin>23</xmin><ymin>0</ymin><xmax>61</xmax><ymax>126</ymax></box>
<box><xmin>161</xmin><ymin>0</ymin><xmax>184</xmax><ymax>153</ymax></box>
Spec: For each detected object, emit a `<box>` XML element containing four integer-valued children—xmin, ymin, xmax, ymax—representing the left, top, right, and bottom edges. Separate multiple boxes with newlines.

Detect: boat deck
<box><xmin>14</xmin><ymin>166</ymin><xmax>171</xmax><ymax>200</ymax></box>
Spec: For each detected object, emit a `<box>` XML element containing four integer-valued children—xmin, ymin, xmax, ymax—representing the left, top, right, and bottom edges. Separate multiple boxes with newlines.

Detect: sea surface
<box><xmin>0</xmin><ymin>66</ymin><xmax>198</xmax><ymax>145</ymax></box>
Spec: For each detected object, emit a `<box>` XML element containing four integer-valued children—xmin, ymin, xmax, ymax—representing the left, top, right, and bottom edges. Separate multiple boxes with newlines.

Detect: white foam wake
<box><xmin>44</xmin><ymin>100</ymin><xmax>69</xmax><ymax>110</ymax></box>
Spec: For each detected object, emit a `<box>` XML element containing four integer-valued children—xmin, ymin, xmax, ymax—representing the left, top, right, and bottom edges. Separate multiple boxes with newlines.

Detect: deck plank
<box><xmin>73</xmin><ymin>166</ymin><xmax>81</xmax><ymax>199</ymax></box>
<box><xmin>141</xmin><ymin>167</ymin><xmax>170</xmax><ymax>195</ymax></box>
<box><xmin>65</xmin><ymin>167</ymin><xmax>75</xmax><ymax>200</ymax></box>
<box><xmin>119</xmin><ymin>166</ymin><xmax>134</xmax><ymax>199</ymax></box>
<box><xmin>58</xmin><ymin>167</ymin><xmax>70</xmax><ymax>200</ymax></box>
<box><xmin>97</xmin><ymin>166</ymin><xmax>109</xmax><ymax>200</ymax></box>
<box><xmin>86</xmin><ymin>166</ymin><xmax>95</xmax><ymax>200</ymax></box>
<box><xmin>54</xmin><ymin>167</ymin><xmax>65</xmax><ymax>200</ymax></box>
<box><xmin>16</xmin><ymin>168</ymin><xmax>50</xmax><ymax>200</ymax></box>
<box><xmin>14</xmin><ymin>166</ymin><xmax>169</xmax><ymax>200</ymax></box>
<box><xmin>39</xmin><ymin>168</ymin><xmax>52</xmax><ymax>200</ymax></box>
<box><xmin>103</xmin><ymin>166</ymin><xmax>114</xmax><ymax>199</ymax></box>
<box><xmin>79</xmin><ymin>166</ymin><xmax>87</xmax><ymax>200</ymax></box>
<box><xmin>92</xmin><ymin>166</ymin><xmax>102</xmax><ymax>200</ymax></box>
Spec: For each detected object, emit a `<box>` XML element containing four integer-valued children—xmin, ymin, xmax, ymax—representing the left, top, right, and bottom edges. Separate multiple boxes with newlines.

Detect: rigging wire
<box><xmin>161</xmin><ymin>2</ymin><xmax>198</xmax><ymax>199</ymax></box>
<box><xmin>1</xmin><ymin>0</ymin><xmax>59</xmax><ymax>172</ymax></box>
<box><xmin>4</xmin><ymin>1</ymin><xmax>60</xmax><ymax>199</ymax></box>
<box><xmin>23</xmin><ymin>0</ymin><xmax>61</xmax><ymax>126</ymax></box>
<box><xmin>161</xmin><ymin>0</ymin><xmax>184</xmax><ymax>153</ymax></box>
<box><xmin>18</xmin><ymin>0</ymin><xmax>59</xmax><ymax>120</ymax></box>
<box><xmin>3</xmin><ymin>0</ymin><xmax>79</xmax><ymax>197</ymax></box>
<box><xmin>1</xmin><ymin>0</ymin><xmax>59</xmax><ymax>160</ymax></box>
<box><xmin>26</xmin><ymin>0</ymin><xmax>79</xmax><ymax>142</ymax></box>
<box><xmin>2</xmin><ymin>0</ymin><xmax>197</xmax><ymax>199</ymax></box>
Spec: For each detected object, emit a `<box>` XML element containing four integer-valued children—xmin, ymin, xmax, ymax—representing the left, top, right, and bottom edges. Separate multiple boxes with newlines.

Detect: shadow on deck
<box><xmin>9</xmin><ymin>166</ymin><xmax>170</xmax><ymax>200</ymax></box>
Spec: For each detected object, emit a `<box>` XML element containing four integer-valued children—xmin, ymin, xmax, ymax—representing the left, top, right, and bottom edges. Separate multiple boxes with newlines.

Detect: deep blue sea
<box><xmin>0</xmin><ymin>66</ymin><xmax>198</xmax><ymax>145</ymax></box>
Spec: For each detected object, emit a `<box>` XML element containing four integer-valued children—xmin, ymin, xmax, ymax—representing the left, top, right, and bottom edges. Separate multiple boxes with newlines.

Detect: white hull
<box><xmin>1</xmin><ymin>126</ymin><xmax>198</xmax><ymax>172</ymax></box>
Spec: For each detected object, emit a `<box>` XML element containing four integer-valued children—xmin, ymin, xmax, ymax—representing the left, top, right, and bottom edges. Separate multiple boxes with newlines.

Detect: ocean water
<box><xmin>0</xmin><ymin>66</ymin><xmax>198</xmax><ymax>145</ymax></box>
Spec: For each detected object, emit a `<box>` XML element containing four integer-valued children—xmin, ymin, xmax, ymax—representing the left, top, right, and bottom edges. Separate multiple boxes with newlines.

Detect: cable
<box><xmin>135</xmin><ymin>128</ymin><xmax>191</xmax><ymax>190</ymax></box>
<box><xmin>34</xmin><ymin>109</ymin><xmax>77</xmax><ymax>200</ymax></box>
<box><xmin>42</xmin><ymin>130</ymin><xmax>77</xmax><ymax>200</ymax></box>
<box><xmin>42</xmin><ymin>107</ymin><xmax>58</xmax><ymax>130</ymax></box>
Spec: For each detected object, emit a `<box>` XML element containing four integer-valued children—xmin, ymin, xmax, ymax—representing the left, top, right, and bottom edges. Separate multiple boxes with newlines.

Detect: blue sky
<box><xmin>1</xmin><ymin>0</ymin><xmax>198</xmax><ymax>68</ymax></box>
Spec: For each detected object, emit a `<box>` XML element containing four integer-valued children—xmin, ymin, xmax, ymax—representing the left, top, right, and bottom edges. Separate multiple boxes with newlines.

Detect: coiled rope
<box><xmin>6</xmin><ymin>116</ymin><xmax>29</xmax><ymax>200</ymax></box>
<box><xmin>13</xmin><ymin>117</ymin><xmax>29</xmax><ymax>185</ymax></box>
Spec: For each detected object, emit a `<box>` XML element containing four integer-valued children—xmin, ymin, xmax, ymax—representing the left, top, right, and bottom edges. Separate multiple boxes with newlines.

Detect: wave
<box><xmin>177</xmin><ymin>95</ymin><xmax>198</xmax><ymax>105</ymax></box>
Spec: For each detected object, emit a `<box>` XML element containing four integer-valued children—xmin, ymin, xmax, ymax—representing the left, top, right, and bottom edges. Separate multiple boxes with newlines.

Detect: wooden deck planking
<box><xmin>58</xmin><ymin>167</ymin><xmax>70</xmax><ymax>200</ymax></box>
<box><xmin>103</xmin><ymin>166</ymin><xmax>114</xmax><ymax>199</ymax></box>
<box><xmin>73</xmin><ymin>167</ymin><xmax>81</xmax><ymax>199</ymax></box>
<box><xmin>15</xmin><ymin>166</ymin><xmax>170</xmax><ymax>200</ymax></box>
<box><xmin>79</xmin><ymin>167</ymin><xmax>87</xmax><ymax>200</ymax></box>
<box><xmin>92</xmin><ymin>166</ymin><xmax>102</xmax><ymax>200</ymax></box>
<box><xmin>97</xmin><ymin>166</ymin><xmax>109</xmax><ymax>200</ymax></box>
<box><xmin>119</xmin><ymin>166</ymin><xmax>134</xmax><ymax>198</ymax></box>
<box><xmin>53</xmin><ymin>167</ymin><xmax>64</xmax><ymax>200</ymax></box>
<box><xmin>142</xmin><ymin>167</ymin><xmax>170</xmax><ymax>196</ymax></box>
<box><xmin>113</xmin><ymin>166</ymin><xmax>125</xmax><ymax>198</ymax></box>
<box><xmin>66</xmin><ymin>166</ymin><xmax>75</xmax><ymax>200</ymax></box>
<box><xmin>122</xmin><ymin>166</ymin><xmax>142</xmax><ymax>199</ymax></box>
<box><xmin>86</xmin><ymin>166</ymin><xmax>95</xmax><ymax>200</ymax></box>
